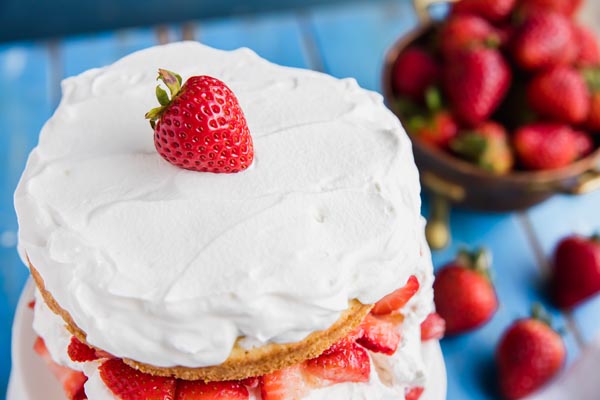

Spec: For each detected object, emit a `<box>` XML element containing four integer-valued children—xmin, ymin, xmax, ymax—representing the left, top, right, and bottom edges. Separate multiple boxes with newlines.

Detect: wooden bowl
<box><xmin>381</xmin><ymin>11</ymin><xmax>600</xmax><ymax>248</ymax></box>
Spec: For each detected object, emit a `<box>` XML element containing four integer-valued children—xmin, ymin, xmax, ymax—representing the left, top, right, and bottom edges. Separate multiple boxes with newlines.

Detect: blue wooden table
<box><xmin>1</xmin><ymin>1</ymin><xmax>599</xmax><ymax>398</ymax></box>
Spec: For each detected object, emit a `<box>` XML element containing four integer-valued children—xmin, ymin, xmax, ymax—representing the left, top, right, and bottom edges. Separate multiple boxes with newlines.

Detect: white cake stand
<box><xmin>7</xmin><ymin>279</ymin><xmax>447</xmax><ymax>400</ymax></box>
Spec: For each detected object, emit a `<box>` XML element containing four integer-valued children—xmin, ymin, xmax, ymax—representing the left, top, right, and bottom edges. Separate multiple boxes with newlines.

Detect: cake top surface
<box><xmin>15</xmin><ymin>41</ymin><xmax>423</xmax><ymax>368</ymax></box>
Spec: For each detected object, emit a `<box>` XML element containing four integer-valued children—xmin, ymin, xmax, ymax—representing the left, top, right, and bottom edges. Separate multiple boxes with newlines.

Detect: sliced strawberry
<box><xmin>239</xmin><ymin>376</ymin><xmax>259</xmax><ymax>389</ymax></box>
<box><xmin>68</xmin><ymin>337</ymin><xmax>98</xmax><ymax>362</ymax></box>
<box><xmin>99</xmin><ymin>358</ymin><xmax>176</xmax><ymax>400</ymax></box>
<box><xmin>356</xmin><ymin>314</ymin><xmax>401</xmax><ymax>355</ymax></box>
<box><xmin>420</xmin><ymin>312</ymin><xmax>446</xmax><ymax>341</ymax></box>
<box><xmin>260</xmin><ymin>365</ymin><xmax>309</xmax><ymax>400</ymax></box>
<box><xmin>34</xmin><ymin>337</ymin><xmax>88</xmax><ymax>400</ymax></box>
<box><xmin>304</xmin><ymin>340</ymin><xmax>370</xmax><ymax>385</ymax></box>
<box><xmin>405</xmin><ymin>386</ymin><xmax>425</xmax><ymax>400</ymax></box>
<box><xmin>176</xmin><ymin>380</ymin><xmax>249</xmax><ymax>400</ymax></box>
<box><xmin>372</xmin><ymin>276</ymin><xmax>420</xmax><ymax>315</ymax></box>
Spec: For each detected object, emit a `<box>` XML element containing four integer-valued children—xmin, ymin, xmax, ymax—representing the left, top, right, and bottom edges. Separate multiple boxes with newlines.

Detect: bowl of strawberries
<box><xmin>383</xmin><ymin>0</ymin><xmax>600</xmax><ymax>247</ymax></box>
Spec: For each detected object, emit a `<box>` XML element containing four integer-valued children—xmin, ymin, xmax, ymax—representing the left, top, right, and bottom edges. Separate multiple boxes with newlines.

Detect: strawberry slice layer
<box><xmin>356</xmin><ymin>314</ymin><xmax>401</xmax><ymax>355</ymax></box>
<box><xmin>420</xmin><ymin>312</ymin><xmax>446</xmax><ymax>341</ymax></box>
<box><xmin>372</xmin><ymin>276</ymin><xmax>420</xmax><ymax>315</ymax></box>
<box><xmin>68</xmin><ymin>337</ymin><xmax>99</xmax><ymax>362</ymax></box>
<box><xmin>99</xmin><ymin>358</ymin><xmax>176</xmax><ymax>400</ymax></box>
<box><xmin>33</xmin><ymin>337</ymin><xmax>88</xmax><ymax>400</ymax></box>
<box><xmin>304</xmin><ymin>339</ymin><xmax>370</xmax><ymax>386</ymax></box>
<box><xmin>406</xmin><ymin>386</ymin><xmax>425</xmax><ymax>400</ymax></box>
<box><xmin>260</xmin><ymin>365</ymin><xmax>309</xmax><ymax>400</ymax></box>
<box><xmin>176</xmin><ymin>380</ymin><xmax>249</xmax><ymax>400</ymax></box>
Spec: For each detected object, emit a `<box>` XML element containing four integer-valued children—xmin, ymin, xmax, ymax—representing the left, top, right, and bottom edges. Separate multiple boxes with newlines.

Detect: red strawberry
<box><xmin>175</xmin><ymin>381</ymin><xmax>249</xmax><ymax>400</ymax></box>
<box><xmin>450</xmin><ymin>121</ymin><xmax>514</xmax><ymax>174</ymax></box>
<box><xmin>27</xmin><ymin>299</ymin><xmax>35</xmax><ymax>309</ymax></box>
<box><xmin>239</xmin><ymin>377</ymin><xmax>259</xmax><ymax>389</ymax></box>
<box><xmin>392</xmin><ymin>47</ymin><xmax>439</xmax><ymax>101</ymax></box>
<box><xmin>451</xmin><ymin>0</ymin><xmax>517</xmax><ymax>22</ymax></box>
<box><xmin>496</xmin><ymin>307</ymin><xmax>565</xmax><ymax>399</ymax></box>
<box><xmin>372</xmin><ymin>275</ymin><xmax>420</xmax><ymax>315</ymax></box>
<box><xmin>440</xmin><ymin>15</ymin><xmax>501</xmax><ymax>59</ymax></box>
<box><xmin>67</xmin><ymin>337</ymin><xmax>98</xmax><ymax>363</ymax></box>
<box><xmin>586</xmin><ymin>92</ymin><xmax>600</xmax><ymax>132</ymax></box>
<box><xmin>99</xmin><ymin>358</ymin><xmax>176</xmax><ymax>400</ymax></box>
<box><xmin>34</xmin><ymin>337</ymin><xmax>88</xmax><ymax>400</ymax></box>
<box><xmin>405</xmin><ymin>386</ymin><xmax>425</xmax><ymax>400</ymax></box>
<box><xmin>420</xmin><ymin>312</ymin><xmax>446</xmax><ymax>341</ymax></box>
<box><xmin>355</xmin><ymin>314</ymin><xmax>401</xmax><ymax>355</ymax></box>
<box><xmin>433</xmin><ymin>248</ymin><xmax>498</xmax><ymax>335</ymax></box>
<box><xmin>260</xmin><ymin>365</ymin><xmax>308</xmax><ymax>400</ymax></box>
<box><xmin>572</xmin><ymin>130</ymin><xmax>594</xmax><ymax>157</ymax></box>
<box><xmin>520</xmin><ymin>0</ymin><xmax>583</xmax><ymax>17</ymax></box>
<box><xmin>406</xmin><ymin>110</ymin><xmax>458</xmax><ymax>149</ymax></box>
<box><xmin>443</xmin><ymin>49</ymin><xmax>511</xmax><ymax>127</ymax></box>
<box><xmin>574</xmin><ymin>25</ymin><xmax>600</xmax><ymax>67</ymax></box>
<box><xmin>527</xmin><ymin>66</ymin><xmax>589</xmax><ymax>124</ymax></box>
<box><xmin>145</xmin><ymin>69</ymin><xmax>253</xmax><ymax>173</ymax></box>
<box><xmin>304</xmin><ymin>340</ymin><xmax>370</xmax><ymax>385</ymax></box>
<box><xmin>551</xmin><ymin>234</ymin><xmax>600</xmax><ymax>309</ymax></box>
<box><xmin>512</xmin><ymin>11</ymin><xmax>577</xmax><ymax>70</ymax></box>
<box><xmin>513</xmin><ymin>123</ymin><xmax>579</xmax><ymax>170</ymax></box>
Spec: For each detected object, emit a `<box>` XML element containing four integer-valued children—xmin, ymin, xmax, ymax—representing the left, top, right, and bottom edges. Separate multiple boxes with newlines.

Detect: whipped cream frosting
<box><xmin>32</xmin><ymin>288</ymin><xmax>432</xmax><ymax>400</ymax></box>
<box><xmin>16</xmin><ymin>41</ymin><xmax>424</xmax><ymax>367</ymax></box>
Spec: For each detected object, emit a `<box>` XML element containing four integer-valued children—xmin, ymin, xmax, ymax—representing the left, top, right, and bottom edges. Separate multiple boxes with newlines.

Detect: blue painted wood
<box><xmin>307</xmin><ymin>0</ymin><xmax>417</xmax><ymax>91</ymax></box>
<box><xmin>197</xmin><ymin>12</ymin><xmax>309</xmax><ymax>69</ymax></box>
<box><xmin>0</xmin><ymin>0</ymin><xmax>396</xmax><ymax>43</ymax></box>
<box><xmin>0</xmin><ymin>41</ymin><xmax>53</xmax><ymax>397</ymax></box>
<box><xmin>62</xmin><ymin>28</ymin><xmax>157</xmax><ymax>80</ymax></box>
<box><xmin>527</xmin><ymin>191</ymin><xmax>600</xmax><ymax>344</ymax></box>
<box><xmin>423</xmin><ymin>204</ymin><xmax>581</xmax><ymax>399</ymax></box>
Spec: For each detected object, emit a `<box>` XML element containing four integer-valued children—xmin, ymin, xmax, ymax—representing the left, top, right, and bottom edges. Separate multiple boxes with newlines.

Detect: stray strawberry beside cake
<box><xmin>15</xmin><ymin>42</ymin><xmax>445</xmax><ymax>399</ymax></box>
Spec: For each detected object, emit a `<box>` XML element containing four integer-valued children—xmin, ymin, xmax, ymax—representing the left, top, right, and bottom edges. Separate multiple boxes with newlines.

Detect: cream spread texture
<box><xmin>16</xmin><ymin>42</ymin><xmax>424</xmax><ymax>368</ymax></box>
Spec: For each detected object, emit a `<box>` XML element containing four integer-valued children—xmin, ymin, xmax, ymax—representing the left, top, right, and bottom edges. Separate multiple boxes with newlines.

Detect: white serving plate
<box><xmin>7</xmin><ymin>279</ymin><xmax>447</xmax><ymax>400</ymax></box>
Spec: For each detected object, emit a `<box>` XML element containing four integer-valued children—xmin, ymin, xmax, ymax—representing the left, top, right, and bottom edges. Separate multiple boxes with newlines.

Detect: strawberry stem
<box><xmin>531</xmin><ymin>303</ymin><xmax>553</xmax><ymax>328</ymax></box>
<box><xmin>591</xmin><ymin>233</ymin><xmax>600</xmax><ymax>243</ymax></box>
<box><xmin>145</xmin><ymin>69</ymin><xmax>184</xmax><ymax>129</ymax></box>
<box><xmin>456</xmin><ymin>247</ymin><xmax>492</xmax><ymax>280</ymax></box>
<box><xmin>425</xmin><ymin>86</ymin><xmax>442</xmax><ymax>113</ymax></box>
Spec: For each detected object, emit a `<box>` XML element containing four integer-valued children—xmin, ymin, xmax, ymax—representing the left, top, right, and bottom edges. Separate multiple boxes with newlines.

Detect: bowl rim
<box><xmin>381</xmin><ymin>23</ymin><xmax>600</xmax><ymax>186</ymax></box>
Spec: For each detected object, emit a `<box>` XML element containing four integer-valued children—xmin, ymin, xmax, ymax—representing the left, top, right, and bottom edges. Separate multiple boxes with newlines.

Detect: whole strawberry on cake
<box><xmin>14</xmin><ymin>42</ymin><xmax>445</xmax><ymax>400</ymax></box>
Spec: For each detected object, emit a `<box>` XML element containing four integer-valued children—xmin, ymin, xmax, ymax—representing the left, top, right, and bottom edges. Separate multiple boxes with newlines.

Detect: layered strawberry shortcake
<box><xmin>15</xmin><ymin>42</ymin><xmax>446</xmax><ymax>399</ymax></box>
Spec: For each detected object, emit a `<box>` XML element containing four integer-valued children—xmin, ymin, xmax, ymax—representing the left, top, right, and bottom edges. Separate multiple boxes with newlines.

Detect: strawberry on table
<box><xmin>451</xmin><ymin>0</ymin><xmax>517</xmax><ymax>23</ymax></box>
<box><xmin>371</xmin><ymin>275</ymin><xmax>420</xmax><ymax>315</ymax></box>
<box><xmin>34</xmin><ymin>337</ymin><xmax>88</xmax><ymax>400</ymax></box>
<box><xmin>496</xmin><ymin>305</ymin><xmax>566</xmax><ymax>399</ymax></box>
<box><xmin>450</xmin><ymin>121</ymin><xmax>514</xmax><ymax>174</ymax></box>
<box><xmin>527</xmin><ymin>66</ymin><xmax>589</xmax><ymax>125</ymax></box>
<box><xmin>420</xmin><ymin>312</ymin><xmax>446</xmax><ymax>341</ymax></box>
<box><xmin>513</xmin><ymin>123</ymin><xmax>580</xmax><ymax>170</ymax></box>
<box><xmin>433</xmin><ymin>248</ymin><xmax>498</xmax><ymax>335</ymax></box>
<box><xmin>440</xmin><ymin>15</ymin><xmax>501</xmax><ymax>60</ymax></box>
<box><xmin>145</xmin><ymin>69</ymin><xmax>254</xmax><ymax>173</ymax></box>
<box><xmin>260</xmin><ymin>366</ymin><xmax>308</xmax><ymax>400</ymax></box>
<box><xmin>304</xmin><ymin>340</ymin><xmax>371</xmax><ymax>385</ymax></box>
<box><xmin>512</xmin><ymin>11</ymin><xmax>577</xmax><ymax>70</ymax></box>
<box><xmin>99</xmin><ymin>358</ymin><xmax>176</xmax><ymax>400</ymax></box>
<box><xmin>392</xmin><ymin>47</ymin><xmax>439</xmax><ymax>101</ymax></box>
<box><xmin>176</xmin><ymin>380</ymin><xmax>249</xmax><ymax>400</ymax></box>
<box><xmin>443</xmin><ymin>48</ymin><xmax>511</xmax><ymax>127</ymax></box>
<box><xmin>356</xmin><ymin>314</ymin><xmax>401</xmax><ymax>355</ymax></box>
<box><xmin>551</xmin><ymin>234</ymin><xmax>600</xmax><ymax>309</ymax></box>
